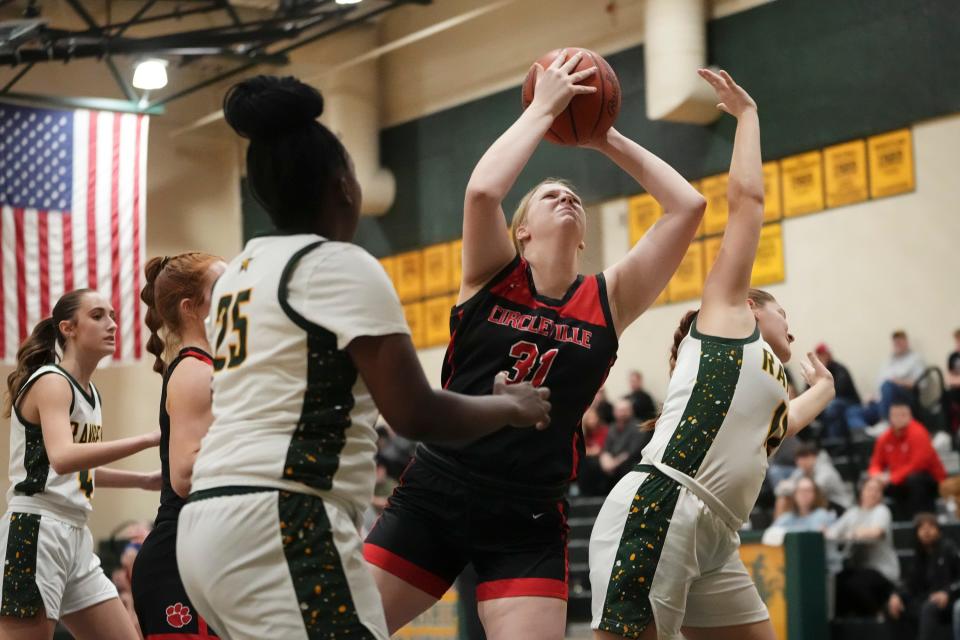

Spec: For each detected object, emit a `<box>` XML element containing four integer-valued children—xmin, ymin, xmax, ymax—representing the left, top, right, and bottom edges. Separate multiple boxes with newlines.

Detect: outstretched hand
<box><xmin>493</xmin><ymin>371</ymin><xmax>552</xmax><ymax>430</ymax></box>
<box><xmin>799</xmin><ymin>351</ymin><xmax>834</xmax><ymax>389</ymax></box>
<box><xmin>697</xmin><ymin>68</ymin><xmax>757</xmax><ymax>118</ymax></box>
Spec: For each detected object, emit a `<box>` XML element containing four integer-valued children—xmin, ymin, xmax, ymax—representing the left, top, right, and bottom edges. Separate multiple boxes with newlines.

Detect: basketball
<box><xmin>521</xmin><ymin>47</ymin><xmax>621</xmax><ymax>146</ymax></box>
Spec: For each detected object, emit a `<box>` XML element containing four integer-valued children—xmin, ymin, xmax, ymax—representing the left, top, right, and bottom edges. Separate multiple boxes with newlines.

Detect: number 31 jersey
<box><xmin>429</xmin><ymin>255</ymin><xmax>619</xmax><ymax>488</ymax></box>
<box><xmin>191</xmin><ymin>234</ymin><xmax>410</xmax><ymax>517</ymax></box>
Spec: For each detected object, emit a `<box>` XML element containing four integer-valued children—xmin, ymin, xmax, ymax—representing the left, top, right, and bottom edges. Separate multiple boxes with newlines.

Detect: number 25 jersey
<box><xmin>428</xmin><ymin>255</ymin><xmax>619</xmax><ymax>488</ymax></box>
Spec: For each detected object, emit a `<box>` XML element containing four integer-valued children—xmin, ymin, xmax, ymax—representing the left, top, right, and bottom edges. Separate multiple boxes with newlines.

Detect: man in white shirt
<box><xmin>847</xmin><ymin>330</ymin><xmax>926</xmax><ymax>435</ymax></box>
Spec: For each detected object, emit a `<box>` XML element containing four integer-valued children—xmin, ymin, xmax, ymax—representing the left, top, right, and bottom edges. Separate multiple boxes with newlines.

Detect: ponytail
<box><xmin>141</xmin><ymin>256</ymin><xmax>171</xmax><ymax>375</ymax></box>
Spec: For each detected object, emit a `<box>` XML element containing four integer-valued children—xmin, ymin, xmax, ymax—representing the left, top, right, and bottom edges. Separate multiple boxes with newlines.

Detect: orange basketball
<box><xmin>521</xmin><ymin>47</ymin><xmax>621</xmax><ymax>146</ymax></box>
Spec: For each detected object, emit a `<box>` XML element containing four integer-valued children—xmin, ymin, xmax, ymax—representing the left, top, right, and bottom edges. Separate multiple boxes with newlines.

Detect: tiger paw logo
<box><xmin>165</xmin><ymin>603</ymin><xmax>193</xmax><ymax>629</ymax></box>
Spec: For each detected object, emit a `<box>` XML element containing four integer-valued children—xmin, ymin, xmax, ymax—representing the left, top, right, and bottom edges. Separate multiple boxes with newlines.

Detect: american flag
<box><xmin>0</xmin><ymin>103</ymin><xmax>148</xmax><ymax>364</ymax></box>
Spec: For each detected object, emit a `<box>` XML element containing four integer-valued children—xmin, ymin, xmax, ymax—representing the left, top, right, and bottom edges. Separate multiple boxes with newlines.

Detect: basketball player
<box><xmin>588</xmin><ymin>70</ymin><xmax>836</xmax><ymax>640</ymax></box>
<box><xmin>175</xmin><ymin>75</ymin><xmax>551</xmax><ymax>640</ymax></box>
<box><xmin>131</xmin><ymin>253</ymin><xmax>225</xmax><ymax>639</ymax></box>
<box><xmin>0</xmin><ymin>289</ymin><xmax>162</xmax><ymax>640</ymax></box>
<box><xmin>365</xmin><ymin>50</ymin><xmax>707</xmax><ymax>639</ymax></box>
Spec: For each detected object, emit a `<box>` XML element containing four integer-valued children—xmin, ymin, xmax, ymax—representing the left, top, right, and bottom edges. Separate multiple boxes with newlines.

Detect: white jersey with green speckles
<box><xmin>640</xmin><ymin>316</ymin><xmax>790</xmax><ymax>523</ymax></box>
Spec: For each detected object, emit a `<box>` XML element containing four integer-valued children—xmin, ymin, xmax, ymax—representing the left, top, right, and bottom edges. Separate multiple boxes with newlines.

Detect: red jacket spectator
<box><xmin>869</xmin><ymin>420</ymin><xmax>946</xmax><ymax>486</ymax></box>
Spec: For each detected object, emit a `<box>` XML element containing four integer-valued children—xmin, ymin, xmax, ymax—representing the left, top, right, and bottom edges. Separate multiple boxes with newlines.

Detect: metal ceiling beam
<box><xmin>112</xmin><ymin>0</ymin><xmax>161</xmax><ymax>37</ymax></box>
<box><xmin>150</xmin><ymin>0</ymin><xmax>404</xmax><ymax>108</ymax></box>
<box><xmin>0</xmin><ymin>91</ymin><xmax>163</xmax><ymax>114</ymax></box>
<box><xmin>1</xmin><ymin>63</ymin><xmax>34</xmax><ymax>93</ymax></box>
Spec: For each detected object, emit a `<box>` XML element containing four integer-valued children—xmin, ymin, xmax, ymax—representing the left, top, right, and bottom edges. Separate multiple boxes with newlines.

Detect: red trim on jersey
<box><xmin>558</xmin><ymin>500</ymin><xmax>570</xmax><ymax>587</ymax></box>
<box><xmin>568</xmin><ymin>429</ymin><xmax>581</xmax><ymax>483</ymax></box>
<box><xmin>488</xmin><ymin>259</ymin><xmax>607</xmax><ymax>327</ymax></box>
<box><xmin>475</xmin><ymin>577</ymin><xmax>568</xmax><ymax>601</ymax></box>
<box><xmin>181</xmin><ymin>349</ymin><xmax>213</xmax><ymax>366</ymax></box>
<box><xmin>145</xmin><ymin>635</ymin><xmax>215</xmax><ymax>640</ymax></box>
<box><xmin>363</xmin><ymin>543</ymin><xmax>451</xmax><ymax>599</ymax></box>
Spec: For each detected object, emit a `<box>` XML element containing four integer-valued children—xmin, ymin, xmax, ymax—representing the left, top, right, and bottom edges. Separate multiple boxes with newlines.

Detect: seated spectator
<box><xmin>827</xmin><ymin>476</ymin><xmax>900</xmax><ymax>618</ymax></box>
<box><xmin>813</xmin><ymin>343</ymin><xmax>862</xmax><ymax>439</ymax></box>
<box><xmin>848</xmin><ymin>330</ymin><xmax>926</xmax><ymax>434</ymax></box>
<box><xmin>947</xmin><ymin>329</ymin><xmax>960</xmax><ymax>430</ymax></box>
<box><xmin>584</xmin><ymin>399</ymin><xmax>650</xmax><ymax>495</ymax></box>
<box><xmin>888</xmin><ymin>513</ymin><xmax>960</xmax><ymax>640</ymax></box>
<box><xmin>869</xmin><ymin>400</ymin><xmax>946</xmax><ymax>521</ymax></box>
<box><xmin>626</xmin><ymin>370</ymin><xmax>657</xmax><ymax>422</ymax></box>
<box><xmin>778</xmin><ymin>443</ymin><xmax>854</xmax><ymax>515</ymax></box>
<box><xmin>592</xmin><ymin>387</ymin><xmax>615</xmax><ymax>425</ymax></box>
<box><xmin>770</xmin><ymin>476</ymin><xmax>837</xmax><ymax>532</ymax></box>
<box><xmin>582</xmin><ymin>407</ymin><xmax>609</xmax><ymax>457</ymax></box>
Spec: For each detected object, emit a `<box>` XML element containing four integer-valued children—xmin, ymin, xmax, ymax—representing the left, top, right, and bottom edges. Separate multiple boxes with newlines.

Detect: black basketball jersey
<box><xmin>427</xmin><ymin>255</ymin><xmax>618</xmax><ymax>488</ymax></box>
<box><xmin>154</xmin><ymin>347</ymin><xmax>213</xmax><ymax>525</ymax></box>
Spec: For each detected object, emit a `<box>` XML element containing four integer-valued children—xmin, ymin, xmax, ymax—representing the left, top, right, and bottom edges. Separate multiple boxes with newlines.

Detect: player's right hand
<box><xmin>493</xmin><ymin>372</ymin><xmax>551</xmax><ymax>430</ymax></box>
<box><xmin>531</xmin><ymin>50</ymin><xmax>597</xmax><ymax>118</ymax></box>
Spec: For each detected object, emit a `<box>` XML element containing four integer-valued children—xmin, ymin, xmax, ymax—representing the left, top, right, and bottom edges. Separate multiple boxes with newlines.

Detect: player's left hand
<box><xmin>697</xmin><ymin>68</ymin><xmax>757</xmax><ymax>118</ymax></box>
<box><xmin>800</xmin><ymin>351</ymin><xmax>834</xmax><ymax>390</ymax></box>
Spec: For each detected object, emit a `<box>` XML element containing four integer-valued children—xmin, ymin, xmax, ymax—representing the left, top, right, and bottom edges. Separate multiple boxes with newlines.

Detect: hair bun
<box><xmin>223</xmin><ymin>75</ymin><xmax>324</xmax><ymax>140</ymax></box>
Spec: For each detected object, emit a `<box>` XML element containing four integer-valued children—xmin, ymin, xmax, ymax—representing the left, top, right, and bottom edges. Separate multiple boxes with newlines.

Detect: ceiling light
<box><xmin>335</xmin><ymin>0</ymin><xmax>363</xmax><ymax>4</ymax></box>
<box><xmin>132</xmin><ymin>59</ymin><xmax>168</xmax><ymax>90</ymax></box>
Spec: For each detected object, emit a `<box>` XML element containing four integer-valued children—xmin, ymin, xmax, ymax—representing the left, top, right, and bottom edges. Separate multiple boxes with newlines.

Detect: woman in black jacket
<box><xmin>888</xmin><ymin>513</ymin><xmax>960</xmax><ymax>640</ymax></box>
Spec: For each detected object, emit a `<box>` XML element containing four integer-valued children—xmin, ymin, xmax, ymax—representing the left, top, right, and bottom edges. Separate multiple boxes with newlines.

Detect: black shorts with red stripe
<box><xmin>364</xmin><ymin>446</ymin><xmax>570</xmax><ymax>601</ymax></box>
<box><xmin>131</xmin><ymin>521</ymin><xmax>218</xmax><ymax>639</ymax></box>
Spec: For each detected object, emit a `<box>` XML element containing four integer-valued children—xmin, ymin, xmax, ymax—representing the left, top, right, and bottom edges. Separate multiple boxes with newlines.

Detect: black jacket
<box><xmin>902</xmin><ymin>538</ymin><xmax>960</xmax><ymax>605</ymax></box>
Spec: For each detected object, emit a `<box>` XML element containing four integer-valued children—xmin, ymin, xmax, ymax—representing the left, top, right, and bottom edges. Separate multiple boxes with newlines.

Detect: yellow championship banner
<box><xmin>627</xmin><ymin>193</ymin><xmax>662</xmax><ymax>247</ymax></box>
<box><xmin>823</xmin><ymin>139</ymin><xmax>868</xmax><ymax>208</ymax></box>
<box><xmin>740</xmin><ymin>543</ymin><xmax>786</xmax><ymax>640</ymax></box>
<box><xmin>751</xmin><ymin>223</ymin><xmax>785</xmax><ymax>286</ymax></box>
<box><xmin>395</xmin><ymin>251</ymin><xmax>424</xmax><ymax>303</ymax></box>
<box><xmin>868</xmin><ymin>129</ymin><xmax>915</xmax><ymax>198</ymax></box>
<box><xmin>667</xmin><ymin>240</ymin><xmax>705</xmax><ymax>302</ymax></box>
<box><xmin>424</xmin><ymin>296</ymin><xmax>452</xmax><ymax>347</ymax></box>
<box><xmin>762</xmin><ymin>161</ymin><xmax>782</xmax><ymax>222</ymax></box>
<box><xmin>422</xmin><ymin>244</ymin><xmax>453</xmax><ymax>297</ymax></box>
<box><xmin>781</xmin><ymin>151</ymin><xmax>824</xmax><ymax>217</ymax></box>
<box><xmin>448</xmin><ymin>239</ymin><xmax>463</xmax><ymax>292</ymax></box>
<box><xmin>403</xmin><ymin>302</ymin><xmax>425</xmax><ymax>349</ymax></box>
<box><xmin>378</xmin><ymin>256</ymin><xmax>399</xmax><ymax>294</ymax></box>
<box><xmin>394</xmin><ymin>590</ymin><xmax>458</xmax><ymax>638</ymax></box>
<box><xmin>701</xmin><ymin>174</ymin><xmax>729</xmax><ymax>235</ymax></box>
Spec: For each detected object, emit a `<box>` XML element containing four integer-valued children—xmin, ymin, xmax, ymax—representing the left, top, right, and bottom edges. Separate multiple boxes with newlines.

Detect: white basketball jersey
<box><xmin>641</xmin><ymin>317</ymin><xmax>790</xmax><ymax>523</ymax></box>
<box><xmin>191</xmin><ymin>234</ymin><xmax>409</xmax><ymax>517</ymax></box>
<box><xmin>6</xmin><ymin>365</ymin><xmax>102</xmax><ymax>524</ymax></box>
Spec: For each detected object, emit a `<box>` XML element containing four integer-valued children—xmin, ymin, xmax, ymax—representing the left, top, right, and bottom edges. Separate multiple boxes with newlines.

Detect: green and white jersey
<box><xmin>5</xmin><ymin>365</ymin><xmax>101</xmax><ymax>525</ymax></box>
<box><xmin>191</xmin><ymin>234</ymin><xmax>409</xmax><ymax>518</ymax></box>
<box><xmin>641</xmin><ymin>316</ymin><xmax>790</xmax><ymax>524</ymax></box>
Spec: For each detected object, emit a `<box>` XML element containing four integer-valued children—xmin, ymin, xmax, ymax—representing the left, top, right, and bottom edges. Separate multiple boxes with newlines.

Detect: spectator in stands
<box><xmin>814</xmin><ymin>343</ymin><xmax>862</xmax><ymax>438</ymax></box>
<box><xmin>888</xmin><ymin>513</ymin><xmax>960</xmax><ymax>640</ymax></box>
<box><xmin>576</xmin><ymin>407</ymin><xmax>612</xmax><ymax>496</ymax></box>
<box><xmin>785</xmin><ymin>443</ymin><xmax>855</xmax><ymax>513</ymax></box>
<box><xmin>848</xmin><ymin>330</ymin><xmax>927</xmax><ymax>435</ymax></box>
<box><xmin>592</xmin><ymin>387</ymin><xmax>615</xmax><ymax>425</ymax></box>
<box><xmin>626</xmin><ymin>369</ymin><xmax>657</xmax><ymax>422</ymax></box>
<box><xmin>827</xmin><ymin>476</ymin><xmax>900</xmax><ymax>617</ymax></box>
<box><xmin>598</xmin><ymin>398</ymin><xmax>651</xmax><ymax>491</ymax></box>
<box><xmin>869</xmin><ymin>399</ymin><xmax>946</xmax><ymax>521</ymax></box>
<box><xmin>582</xmin><ymin>407</ymin><xmax>609</xmax><ymax>457</ymax></box>
<box><xmin>947</xmin><ymin>329</ymin><xmax>960</xmax><ymax>430</ymax></box>
<box><xmin>770</xmin><ymin>476</ymin><xmax>837</xmax><ymax>532</ymax></box>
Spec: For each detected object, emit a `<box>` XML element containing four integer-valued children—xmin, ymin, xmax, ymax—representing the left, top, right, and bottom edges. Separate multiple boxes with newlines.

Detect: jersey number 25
<box><xmin>213</xmin><ymin>289</ymin><xmax>252</xmax><ymax>371</ymax></box>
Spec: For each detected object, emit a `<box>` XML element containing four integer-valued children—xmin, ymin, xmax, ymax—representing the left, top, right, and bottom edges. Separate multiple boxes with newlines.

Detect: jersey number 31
<box><xmin>213</xmin><ymin>289</ymin><xmax>252</xmax><ymax>371</ymax></box>
<box><xmin>505</xmin><ymin>341</ymin><xmax>558</xmax><ymax>387</ymax></box>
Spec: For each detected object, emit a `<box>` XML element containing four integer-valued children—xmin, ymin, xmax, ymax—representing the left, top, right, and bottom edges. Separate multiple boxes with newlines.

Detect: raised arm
<box><xmin>30</xmin><ymin>375</ymin><xmax>159</xmax><ymax>475</ymax></box>
<box><xmin>696</xmin><ymin>69</ymin><xmax>764</xmax><ymax>338</ymax></box>
<box><xmin>785</xmin><ymin>352</ymin><xmax>836</xmax><ymax>438</ymax></box>
<box><xmin>596</xmin><ymin>129</ymin><xmax>706</xmax><ymax>334</ymax></box>
<box><xmin>460</xmin><ymin>50</ymin><xmax>597</xmax><ymax>299</ymax></box>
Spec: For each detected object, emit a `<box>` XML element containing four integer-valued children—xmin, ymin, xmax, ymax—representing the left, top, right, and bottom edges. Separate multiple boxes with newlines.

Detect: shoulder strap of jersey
<box><xmin>593</xmin><ymin>272</ymin><xmax>617</xmax><ymax>335</ymax></box>
<box><xmin>16</xmin><ymin>365</ymin><xmax>76</xmax><ymax>418</ymax></box>
<box><xmin>278</xmin><ymin>239</ymin><xmax>327</xmax><ymax>333</ymax></box>
<box><xmin>459</xmin><ymin>254</ymin><xmax>524</xmax><ymax>310</ymax></box>
<box><xmin>165</xmin><ymin>347</ymin><xmax>214</xmax><ymax>384</ymax></box>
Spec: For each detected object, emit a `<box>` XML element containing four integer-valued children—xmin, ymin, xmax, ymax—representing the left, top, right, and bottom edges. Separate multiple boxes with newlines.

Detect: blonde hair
<box><xmin>510</xmin><ymin>177</ymin><xmax>580</xmax><ymax>256</ymax></box>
